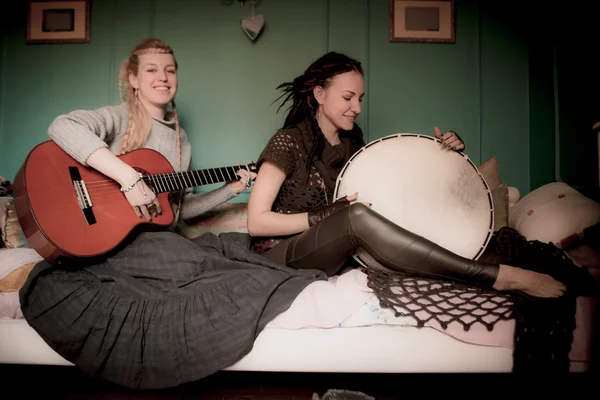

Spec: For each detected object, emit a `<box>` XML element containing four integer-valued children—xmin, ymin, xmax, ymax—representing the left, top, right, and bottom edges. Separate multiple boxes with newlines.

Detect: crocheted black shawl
<box><xmin>366</xmin><ymin>227</ymin><xmax>597</xmax><ymax>376</ymax></box>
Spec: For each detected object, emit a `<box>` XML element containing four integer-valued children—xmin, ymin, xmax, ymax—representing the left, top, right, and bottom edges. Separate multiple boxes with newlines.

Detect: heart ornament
<box><xmin>241</xmin><ymin>14</ymin><xmax>264</xmax><ymax>41</ymax></box>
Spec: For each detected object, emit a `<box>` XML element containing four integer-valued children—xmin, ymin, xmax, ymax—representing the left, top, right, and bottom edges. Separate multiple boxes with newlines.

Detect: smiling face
<box><xmin>129</xmin><ymin>53</ymin><xmax>178</xmax><ymax>117</ymax></box>
<box><xmin>313</xmin><ymin>70</ymin><xmax>365</xmax><ymax>135</ymax></box>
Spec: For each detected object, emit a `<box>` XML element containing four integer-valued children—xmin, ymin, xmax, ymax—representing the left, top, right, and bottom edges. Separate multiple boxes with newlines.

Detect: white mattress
<box><xmin>0</xmin><ymin>318</ymin><xmax>589</xmax><ymax>373</ymax></box>
<box><xmin>0</xmin><ymin>252</ymin><xmax>594</xmax><ymax>374</ymax></box>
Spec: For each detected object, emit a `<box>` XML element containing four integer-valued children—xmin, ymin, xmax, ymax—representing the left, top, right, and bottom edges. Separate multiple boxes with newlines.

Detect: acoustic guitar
<box><xmin>12</xmin><ymin>140</ymin><xmax>257</xmax><ymax>263</ymax></box>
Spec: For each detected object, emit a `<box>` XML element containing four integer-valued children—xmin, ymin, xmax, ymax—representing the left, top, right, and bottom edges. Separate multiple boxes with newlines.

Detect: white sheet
<box><xmin>0</xmin><ymin>318</ymin><xmax>589</xmax><ymax>373</ymax></box>
<box><xmin>269</xmin><ymin>269</ymin><xmax>596</xmax><ymax>363</ymax></box>
<box><xmin>0</xmin><ymin>317</ymin><xmax>515</xmax><ymax>372</ymax></box>
<box><xmin>0</xmin><ymin>249</ymin><xmax>594</xmax><ymax>371</ymax></box>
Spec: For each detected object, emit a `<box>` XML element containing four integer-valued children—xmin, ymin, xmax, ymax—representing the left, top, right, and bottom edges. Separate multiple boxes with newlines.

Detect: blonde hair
<box><xmin>118</xmin><ymin>38</ymin><xmax>181</xmax><ymax>167</ymax></box>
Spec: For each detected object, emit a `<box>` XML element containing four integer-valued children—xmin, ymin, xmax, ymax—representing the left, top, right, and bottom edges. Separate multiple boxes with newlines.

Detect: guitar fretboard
<box><xmin>144</xmin><ymin>165</ymin><xmax>252</xmax><ymax>194</ymax></box>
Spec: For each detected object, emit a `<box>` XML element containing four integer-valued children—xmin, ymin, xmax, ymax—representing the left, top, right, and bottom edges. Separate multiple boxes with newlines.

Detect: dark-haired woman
<box><xmin>247</xmin><ymin>51</ymin><xmax>565</xmax><ymax>298</ymax></box>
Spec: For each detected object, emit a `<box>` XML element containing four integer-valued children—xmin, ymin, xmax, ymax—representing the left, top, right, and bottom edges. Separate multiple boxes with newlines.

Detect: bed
<box><xmin>1</xmin><ymin>154</ymin><xmax>599</xmax><ymax>382</ymax></box>
<box><xmin>1</xmin><ymin>237</ymin><xmax>598</xmax><ymax>376</ymax></box>
<box><xmin>0</xmin><ymin>261</ymin><xmax>597</xmax><ymax>374</ymax></box>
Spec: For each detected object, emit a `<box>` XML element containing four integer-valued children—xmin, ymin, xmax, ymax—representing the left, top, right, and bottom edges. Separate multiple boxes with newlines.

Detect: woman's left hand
<box><xmin>228</xmin><ymin>165</ymin><xmax>257</xmax><ymax>194</ymax></box>
<box><xmin>434</xmin><ymin>126</ymin><xmax>465</xmax><ymax>151</ymax></box>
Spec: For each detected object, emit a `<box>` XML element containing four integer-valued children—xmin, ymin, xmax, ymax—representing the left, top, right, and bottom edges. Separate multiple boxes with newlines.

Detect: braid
<box><xmin>170</xmin><ymin>98</ymin><xmax>183</xmax><ymax>218</ymax></box>
<box><xmin>171</xmin><ymin>99</ymin><xmax>181</xmax><ymax>171</ymax></box>
<box><xmin>273</xmin><ymin>52</ymin><xmax>363</xmax><ymax>175</ymax></box>
<box><xmin>133</xmin><ymin>47</ymin><xmax>172</xmax><ymax>56</ymax></box>
<box><xmin>119</xmin><ymin>56</ymin><xmax>151</xmax><ymax>154</ymax></box>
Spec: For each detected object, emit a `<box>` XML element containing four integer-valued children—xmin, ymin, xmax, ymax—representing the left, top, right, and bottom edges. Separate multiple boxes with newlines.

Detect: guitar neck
<box><xmin>144</xmin><ymin>164</ymin><xmax>251</xmax><ymax>194</ymax></box>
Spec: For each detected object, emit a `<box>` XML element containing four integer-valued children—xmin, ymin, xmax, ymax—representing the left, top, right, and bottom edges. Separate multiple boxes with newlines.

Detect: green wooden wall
<box><xmin>1</xmin><ymin>0</ymin><xmax>598</xmax><ymax>202</ymax></box>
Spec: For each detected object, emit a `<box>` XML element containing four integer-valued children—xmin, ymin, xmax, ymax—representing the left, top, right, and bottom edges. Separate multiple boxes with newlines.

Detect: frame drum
<box><xmin>333</xmin><ymin>133</ymin><xmax>494</xmax><ymax>262</ymax></box>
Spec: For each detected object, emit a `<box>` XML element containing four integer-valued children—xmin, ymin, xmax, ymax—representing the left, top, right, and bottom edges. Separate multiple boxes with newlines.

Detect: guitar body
<box><xmin>13</xmin><ymin>141</ymin><xmax>176</xmax><ymax>263</ymax></box>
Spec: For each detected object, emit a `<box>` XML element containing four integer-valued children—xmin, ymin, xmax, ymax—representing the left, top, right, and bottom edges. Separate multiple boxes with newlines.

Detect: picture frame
<box><xmin>389</xmin><ymin>0</ymin><xmax>455</xmax><ymax>43</ymax></box>
<box><xmin>26</xmin><ymin>0</ymin><xmax>91</xmax><ymax>44</ymax></box>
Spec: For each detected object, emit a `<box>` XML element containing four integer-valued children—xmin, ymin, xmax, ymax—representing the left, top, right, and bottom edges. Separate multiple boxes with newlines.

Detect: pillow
<box><xmin>0</xmin><ymin>262</ymin><xmax>36</xmax><ymax>292</ymax></box>
<box><xmin>0</xmin><ymin>197</ymin><xmax>11</xmax><ymax>248</ymax></box>
<box><xmin>0</xmin><ymin>247</ymin><xmax>42</xmax><ymax>294</ymax></box>
<box><xmin>1</xmin><ymin>198</ymin><xmax>28</xmax><ymax>249</ymax></box>
<box><xmin>491</xmin><ymin>184</ymin><xmax>509</xmax><ymax>231</ymax></box>
<box><xmin>478</xmin><ymin>156</ymin><xmax>508</xmax><ymax>232</ymax></box>
<box><xmin>478</xmin><ymin>155</ymin><xmax>502</xmax><ymax>189</ymax></box>
<box><xmin>508</xmin><ymin>182</ymin><xmax>600</xmax><ymax>247</ymax></box>
<box><xmin>0</xmin><ymin>247</ymin><xmax>43</xmax><ymax>278</ymax></box>
<box><xmin>177</xmin><ymin>202</ymin><xmax>249</xmax><ymax>238</ymax></box>
<box><xmin>507</xmin><ymin>186</ymin><xmax>521</xmax><ymax>209</ymax></box>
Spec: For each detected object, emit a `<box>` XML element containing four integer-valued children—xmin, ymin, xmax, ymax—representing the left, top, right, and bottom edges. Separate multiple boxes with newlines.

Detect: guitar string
<box><xmin>82</xmin><ymin>164</ymin><xmax>253</xmax><ymax>203</ymax></box>
<box><xmin>82</xmin><ymin>165</ymin><xmax>251</xmax><ymax>188</ymax></box>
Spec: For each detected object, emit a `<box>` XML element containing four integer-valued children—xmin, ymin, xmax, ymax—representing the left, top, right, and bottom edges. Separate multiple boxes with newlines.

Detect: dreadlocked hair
<box><xmin>273</xmin><ymin>52</ymin><xmax>363</xmax><ymax>175</ymax></box>
<box><xmin>118</xmin><ymin>38</ymin><xmax>180</xmax><ymax>155</ymax></box>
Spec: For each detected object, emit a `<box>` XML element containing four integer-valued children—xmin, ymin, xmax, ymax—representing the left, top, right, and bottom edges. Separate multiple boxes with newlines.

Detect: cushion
<box><xmin>478</xmin><ymin>156</ymin><xmax>508</xmax><ymax>232</ymax></box>
<box><xmin>507</xmin><ymin>186</ymin><xmax>521</xmax><ymax>209</ymax></box>
<box><xmin>0</xmin><ymin>262</ymin><xmax>36</xmax><ymax>292</ymax></box>
<box><xmin>508</xmin><ymin>182</ymin><xmax>600</xmax><ymax>247</ymax></box>
<box><xmin>0</xmin><ymin>197</ymin><xmax>10</xmax><ymax>248</ymax></box>
<box><xmin>478</xmin><ymin>155</ymin><xmax>502</xmax><ymax>189</ymax></box>
<box><xmin>0</xmin><ymin>247</ymin><xmax>43</xmax><ymax>298</ymax></box>
<box><xmin>0</xmin><ymin>175</ymin><xmax>11</xmax><ymax>197</ymax></box>
<box><xmin>1</xmin><ymin>198</ymin><xmax>28</xmax><ymax>249</ymax></box>
<box><xmin>177</xmin><ymin>202</ymin><xmax>249</xmax><ymax>238</ymax></box>
<box><xmin>491</xmin><ymin>184</ymin><xmax>509</xmax><ymax>231</ymax></box>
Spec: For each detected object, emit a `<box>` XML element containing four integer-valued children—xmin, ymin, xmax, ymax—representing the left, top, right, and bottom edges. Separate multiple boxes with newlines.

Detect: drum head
<box><xmin>334</xmin><ymin>134</ymin><xmax>494</xmax><ymax>260</ymax></box>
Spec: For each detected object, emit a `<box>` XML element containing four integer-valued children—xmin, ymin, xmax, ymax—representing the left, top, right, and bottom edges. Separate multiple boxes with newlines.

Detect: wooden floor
<box><xmin>1</xmin><ymin>364</ymin><xmax>598</xmax><ymax>399</ymax></box>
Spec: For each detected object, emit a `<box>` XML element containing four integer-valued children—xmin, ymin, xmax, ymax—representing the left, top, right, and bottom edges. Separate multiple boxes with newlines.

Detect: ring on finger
<box><xmin>147</xmin><ymin>203</ymin><xmax>159</xmax><ymax>216</ymax></box>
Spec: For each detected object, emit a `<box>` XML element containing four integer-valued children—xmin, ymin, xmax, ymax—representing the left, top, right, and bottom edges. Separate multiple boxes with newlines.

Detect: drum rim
<box><xmin>333</xmin><ymin>133</ymin><xmax>494</xmax><ymax>261</ymax></box>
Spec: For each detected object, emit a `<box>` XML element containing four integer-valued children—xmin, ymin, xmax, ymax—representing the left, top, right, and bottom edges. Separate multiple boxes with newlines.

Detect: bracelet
<box><xmin>120</xmin><ymin>173</ymin><xmax>143</xmax><ymax>193</ymax></box>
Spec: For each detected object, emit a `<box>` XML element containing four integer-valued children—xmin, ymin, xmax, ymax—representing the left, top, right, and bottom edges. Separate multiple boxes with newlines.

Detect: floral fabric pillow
<box><xmin>177</xmin><ymin>202</ymin><xmax>249</xmax><ymax>238</ymax></box>
<box><xmin>1</xmin><ymin>197</ymin><xmax>28</xmax><ymax>249</ymax></box>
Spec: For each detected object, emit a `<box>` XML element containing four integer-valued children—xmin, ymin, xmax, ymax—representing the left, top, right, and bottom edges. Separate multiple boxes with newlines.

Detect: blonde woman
<box><xmin>19</xmin><ymin>38</ymin><xmax>324</xmax><ymax>390</ymax></box>
<box><xmin>47</xmin><ymin>38</ymin><xmax>254</xmax><ymax>221</ymax></box>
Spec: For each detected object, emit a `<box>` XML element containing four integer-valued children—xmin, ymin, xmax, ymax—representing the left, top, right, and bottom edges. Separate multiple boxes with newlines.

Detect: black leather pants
<box><xmin>264</xmin><ymin>203</ymin><xmax>499</xmax><ymax>288</ymax></box>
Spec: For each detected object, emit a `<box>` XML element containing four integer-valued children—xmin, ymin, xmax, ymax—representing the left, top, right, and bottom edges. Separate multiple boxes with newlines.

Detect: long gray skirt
<box><xmin>19</xmin><ymin>231</ymin><xmax>326</xmax><ymax>390</ymax></box>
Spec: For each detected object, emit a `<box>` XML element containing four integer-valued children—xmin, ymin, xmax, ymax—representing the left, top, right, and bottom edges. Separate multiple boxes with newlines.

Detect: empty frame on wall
<box><xmin>27</xmin><ymin>0</ymin><xmax>91</xmax><ymax>44</ymax></box>
<box><xmin>390</xmin><ymin>0</ymin><xmax>455</xmax><ymax>43</ymax></box>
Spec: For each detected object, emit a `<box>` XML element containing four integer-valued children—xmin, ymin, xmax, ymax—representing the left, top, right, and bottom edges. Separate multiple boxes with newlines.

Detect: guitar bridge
<box><xmin>73</xmin><ymin>180</ymin><xmax>92</xmax><ymax>209</ymax></box>
<box><xmin>69</xmin><ymin>166</ymin><xmax>96</xmax><ymax>225</ymax></box>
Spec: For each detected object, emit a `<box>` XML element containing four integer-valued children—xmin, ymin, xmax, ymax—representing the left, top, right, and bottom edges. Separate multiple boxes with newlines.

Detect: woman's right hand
<box><xmin>307</xmin><ymin>192</ymin><xmax>371</xmax><ymax>227</ymax></box>
<box><xmin>345</xmin><ymin>192</ymin><xmax>371</xmax><ymax>207</ymax></box>
<box><xmin>85</xmin><ymin>148</ymin><xmax>161</xmax><ymax>221</ymax></box>
<box><xmin>122</xmin><ymin>178</ymin><xmax>161</xmax><ymax>221</ymax></box>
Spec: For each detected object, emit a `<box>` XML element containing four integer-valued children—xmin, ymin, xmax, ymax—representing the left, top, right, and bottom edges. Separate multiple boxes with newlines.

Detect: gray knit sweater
<box><xmin>47</xmin><ymin>102</ymin><xmax>237</xmax><ymax>221</ymax></box>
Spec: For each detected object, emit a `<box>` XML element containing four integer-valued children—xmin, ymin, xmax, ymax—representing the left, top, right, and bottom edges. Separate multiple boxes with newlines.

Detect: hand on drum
<box><xmin>308</xmin><ymin>192</ymin><xmax>371</xmax><ymax>227</ymax></box>
<box><xmin>345</xmin><ymin>192</ymin><xmax>371</xmax><ymax>208</ymax></box>
<box><xmin>434</xmin><ymin>127</ymin><xmax>465</xmax><ymax>151</ymax></box>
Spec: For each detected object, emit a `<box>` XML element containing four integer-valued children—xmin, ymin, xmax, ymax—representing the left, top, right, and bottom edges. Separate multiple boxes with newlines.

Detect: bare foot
<box><xmin>493</xmin><ymin>264</ymin><xmax>566</xmax><ymax>298</ymax></box>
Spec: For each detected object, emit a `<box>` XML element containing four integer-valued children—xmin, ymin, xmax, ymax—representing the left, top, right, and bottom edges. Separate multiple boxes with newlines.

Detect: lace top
<box><xmin>253</xmin><ymin>119</ymin><xmax>365</xmax><ymax>253</ymax></box>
